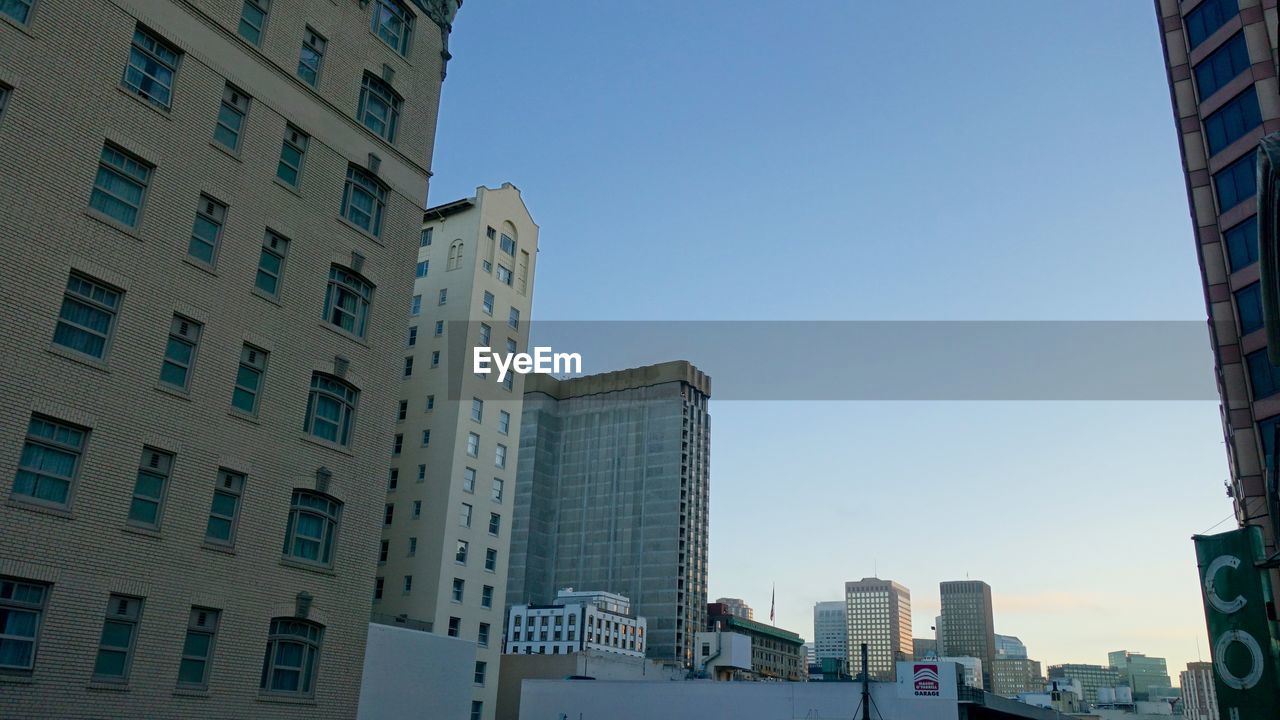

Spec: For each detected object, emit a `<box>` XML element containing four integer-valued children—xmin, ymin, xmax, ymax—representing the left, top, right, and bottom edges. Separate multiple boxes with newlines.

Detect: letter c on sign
<box><xmin>1214</xmin><ymin>630</ymin><xmax>1265</xmax><ymax>690</ymax></box>
<box><xmin>1205</xmin><ymin>555</ymin><xmax>1247</xmax><ymax>614</ymax></box>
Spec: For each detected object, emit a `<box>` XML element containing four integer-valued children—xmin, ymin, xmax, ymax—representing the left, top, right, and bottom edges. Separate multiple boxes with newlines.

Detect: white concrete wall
<box><xmin>357</xmin><ymin>623</ymin><xmax>475</xmax><ymax>720</ymax></box>
<box><xmin>518</xmin><ymin>679</ymin><xmax>960</xmax><ymax>720</ymax></box>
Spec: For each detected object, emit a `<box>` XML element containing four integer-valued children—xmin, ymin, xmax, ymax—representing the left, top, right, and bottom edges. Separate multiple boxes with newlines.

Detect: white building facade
<box><xmin>374</xmin><ymin>184</ymin><xmax>539</xmax><ymax>720</ymax></box>
<box><xmin>505</xmin><ymin>589</ymin><xmax>646</xmax><ymax>658</ymax></box>
<box><xmin>813</xmin><ymin>600</ymin><xmax>848</xmax><ymax>665</ymax></box>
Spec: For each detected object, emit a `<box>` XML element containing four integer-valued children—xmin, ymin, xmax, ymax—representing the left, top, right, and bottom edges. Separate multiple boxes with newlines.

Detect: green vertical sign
<box><xmin>1194</xmin><ymin>527</ymin><xmax>1280</xmax><ymax>718</ymax></box>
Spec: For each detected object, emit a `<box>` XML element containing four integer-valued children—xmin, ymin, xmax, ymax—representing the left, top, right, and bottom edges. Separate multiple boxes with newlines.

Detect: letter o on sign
<box><xmin>1205</xmin><ymin>555</ymin><xmax>1247</xmax><ymax>614</ymax></box>
<box><xmin>1214</xmin><ymin>629</ymin><xmax>1265</xmax><ymax>690</ymax></box>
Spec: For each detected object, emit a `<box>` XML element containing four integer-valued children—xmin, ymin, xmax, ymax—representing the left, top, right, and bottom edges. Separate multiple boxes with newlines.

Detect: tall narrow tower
<box><xmin>939</xmin><ymin>580</ymin><xmax>996</xmax><ymax>688</ymax></box>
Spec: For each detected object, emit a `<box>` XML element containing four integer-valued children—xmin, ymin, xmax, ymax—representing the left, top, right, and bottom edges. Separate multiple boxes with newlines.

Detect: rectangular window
<box><xmin>0</xmin><ymin>84</ymin><xmax>8</xmax><ymax>120</ymax></box>
<box><xmin>177</xmin><ymin>607</ymin><xmax>220</xmax><ymax>689</ymax></box>
<box><xmin>90</xmin><ymin>143</ymin><xmax>152</xmax><ymax>227</ymax></box>
<box><xmin>403</xmin><ymin>356</ymin><xmax>413</xmax><ymax>377</ymax></box>
<box><xmin>467</xmin><ymin>432</ymin><xmax>480</xmax><ymax>457</ymax></box>
<box><xmin>425</xmin><ymin>395</ymin><xmax>435</xmax><ymax>411</ymax></box>
<box><xmin>456</xmin><ymin>539</ymin><xmax>469</xmax><ymax>564</ymax></box>
<box><xmin>471</xmin><ymin>701</ymin><xmax>483</xmax><ymax>720</ymax></box>
<box><xmin>160</xmin><ymin>315</ymin><xmax>202</xmax><ymax>391</ymax></box>
<box><xmin>229</xmin><ymin>345</ymin><xmax>267</xmax><ymax>415</ymax></box>
<box><xmin>417</xmin><ymin>464</ymin><xmax>426</xmax><ymax>481</ymax></box>
<box><xmin>478</xmin><ymin>623</ymin><xmax>490</xmax><ymax>647</ymax></box>
<box><xmin>54</xmin><ymin>273</ymin><xmax>122</xmax><ymax>359</ymax></box>
<box><xmin>1225</xmin><ymin>216</ymin><xmax>1259</xmax><ymax>271</ymax></box>
<box><xmin>1195</xmin><ymin>33</ymin><xmax>1250</xmax><ymax>101</ymax></box>
<box><xmin>420</xmin><ymin>227</ymin><xmax>433</xmax><ymax>246</ymax></box>
<box><xmin>482</xmin><ymin>291</ymin><xmax>494</xmax><ymax>315</ymax></box>
<box><xmin>276</xmin><ymin>125</ymin><xmax>308</xmax><ymax>187</ymax></box>
<box><xmin>393</xmin><ymin>434</ymin><xmax>403</xmax><ymax>455</ymax></box>
<box><xmin>1186</xmin><ymin>0</ymin><xmax>1238</xmax><ymax>50</ymax></box>
<box><xmin>463</xmin><ymin>467</ymin><xmax>476</xmax><ymax>493</ymax></box>
<box><xmin>484</xmin><ymin>548</ymin><xmax>497</xmax><ymax>572</ymax></box>
<box><xmin>1</xmin><ymin>0</ymin><xmax>33</xmax><ymax>25</ymax></box>
<box><xmin>434</xmin><ymin>320</ymin><xmax>444</xmax><ymax>336</ymax></box>
<box><xmin>498</xmin><ymin>410</ymin><xmax>510</xmax><ymax>435</ymax></box>
<box><xmin>372</xmin><ymin>0</ymin><xmax>415</xmax><ymax>56</ymax></box>
<box><xmin>128</xmin><ymin>447</ymin><xmax>173</xmax><ymax>529</ymax></box>
<box><xmin>500</xmin><ymin>233</ymin><xmax>516</xmax><ymax>255</ymax></box>
<box><xmin>1204</xmin><ymin>87</ymin><xmax>1262</xmax><ymax>156</ymax></box>
<box><xmin>488</xmin><ymin>513</ymin><xmax>501</xmax><ymax>537</ymax></box>
<box><xmin>495</xmin><ymin>444</ymin><xmax>507</xmax><ymax>469</ymax></box>
<box><xmin>374</xmin><ymin>577</ymin><xmax>384</xmax><ymax>600</ymax></box>
<box><xmin>341</xmin><ymin>165</ymin><xmax>387</xmax><ymax>236</ymax></box>
<box><xmin>384</xmin><ymin>504</ymin><xmax>394</xmax><ymax>526</ymax></box>
<box><xmin>415</xmin><ymin>260</ymin><xmax>428</xmax><ymax>278</ymax></box>
<box><xmin>238</xmin><ymin>0</ymin><xmax>269</xmax><ymax>44</ymax></box>
<box><xmin>397</xmin><ymin>400</ymin><xmax>408</xmax><ymax>421</ymax></box>
<box><xmin>474</xmin><ymin>660</ymin><xmax>487</xmax><ymax>685</ymax></box>
<box><xmin>123</xmin><ymin>26</ymin><xmax>180</xmax><ymax>110</ymax></box>
<box><xmin>214</xmin><ymin>84</ymin><xmax>250</xmax><ymax>152</ymax></box>
<box><xmin>439</xmin><ymin>288</ymin><xmax>448</xmax><ymax>305</ymax></box>
<box><xmin>460</xmin><ymin>503</ymin><xmax>473</xmax><ymax>528</ymax></box>
<box><xmin>407</xmin><ymin>326</ymin><xmax>418</xmax><ymax>346</ymax></box>
<box><xmin>323</xmin><ymin>265</ymin><xmax>374</xmax><ymax>338</ymax></box>
<box><xmin>403</xmin><ymin>575</ymin><xmax>413</xmax><ymax>594</ymax></box>
<box><xmin>408</xmin><ymin>537</ymin><xmax>417</xmax><ymax>555</ymax></box>
<box><xmin>94</xmin><ymin>595</ymin><xmax>143</xmax><ymax>681</ymax></box>
<box><xmin>479</xmin><ymin>323</ymin><xmax>492</xmax><ymax>347</ymax></box>
<box><xmin>448</xmin><ymin>617</ymin><xmax>460</xmax><ymax>637</ymax></box>
<box><xmin>452</xmin><ymin>578</ymin><xmax>464</xmax><ymax>602</ymax></box>
<box><xmin>420</xmin><ymin>430</ymin><xmax>430</xmax><ymax>447</ymax></box>
<box><xmin>358</xmin><ymin>72</ymin><xmax>402</xmax><ymax>143</ymax></box>
<box><xmin>0</xmin><ymin>577</ymin><xmax>48</xmax><ymax>671</ymax></box>
<box><xmin>431</xmin><ymin>350</ymin><xmax>440</xmax><ymax>367</ymax></box>
<box><xmin>205</xmin><ymin>469</ymin><xmax>244</xmax><ymax>545</ymax></box>
<box><xmin>496</xmin><ymin>265</ymin><xmax>513</xmax><ymax>286</ymax></box>
<box><xmin>388</xmin><ymin>468</ymin><xmax>399</xmax><ymax>490</ymax></box>
<box><xmin>508</xmin><ymin>307</ymin><xmax>521</xmax><ymax>330</ymax></box>
<box><xmin>481</xmin><ymin>585</ymin><xmax>494</xmax><ymax>609</ymax></box>
<box><xmin>187</xmin><ymin>194</ymin><xmax>226</xmax><ymax>267</ymax></box>
<box><xmin>471</xmin><ymin>398</ymin><xmax>484</xmax><ymax>422</ymax></box>
<box><xmin>492</xmin><ymin>478</ymin><xmax>504</xmax><ymax>503</ymax></box>
<box><xmin>1214</xmin><ymin>152</ymin><xmax>1257</xmax><ymax>211</ymax></box>
<box><xmin>411</xmin><ymin>294</ymin><xmax>422</xmax><ymax>315</ymax></box>
<box><xmin>297</xmin><ymin>26</ymin><xmax>325</xmax><ymax>86</ymax></box>
<box><xmin>255</xmin><ymin>230</ymin><xmax>289</xmax><ymax>299</ymax></box>
<box><xmin>1238</xmin><ymin>282</ymin><xmax>1265</xmax><ymax>333</ymax></box>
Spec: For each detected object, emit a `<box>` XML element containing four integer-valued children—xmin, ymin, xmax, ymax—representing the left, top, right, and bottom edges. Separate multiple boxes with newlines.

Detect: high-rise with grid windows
<box><xmin>938</xmin><ymin>580</ymin><xmax>996</xmax><ymax>689</ymax></box>
<box><xmin>0</xmin><ymin>1</ymin><xmax>459</xmax><ymax>717</ymax></box>
<box><xmin>843</xmin><ymin>578</ymin><xmax>911</xmax><ymax>681</ymax></box>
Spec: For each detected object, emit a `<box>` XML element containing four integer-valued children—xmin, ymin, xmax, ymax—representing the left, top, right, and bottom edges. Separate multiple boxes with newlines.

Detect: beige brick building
<box><xmin>0</xmin><ymin>0</ymin><xmax>457</xmax><ymax>717</ymax></box>
<box><xmin>374</xmin><ymin>184</ymin><xmax>539</xmax><ymax>720</ymax></box>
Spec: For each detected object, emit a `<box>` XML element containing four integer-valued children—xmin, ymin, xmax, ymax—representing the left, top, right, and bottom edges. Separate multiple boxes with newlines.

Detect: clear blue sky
<box><xmin>429</xmin><ymin>2</ymin><xmax>1230</xmax><ymax>675</ymax></box>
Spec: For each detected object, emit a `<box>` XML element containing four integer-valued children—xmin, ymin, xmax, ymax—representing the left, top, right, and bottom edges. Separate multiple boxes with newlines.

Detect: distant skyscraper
<box><xmin>506</xmin><ymin>361</ymin><xmax>712</xmax><ymax>666</ymax></box>
<box><xmin>717</xmin><ymin>597</ymin><xmax>753</xmax><ymax>620</ymax></box>
<box><xmin>813</xmin><ymin>601</ymin><xmax>847</xmax><ymax>665</ymax></box>
<box><xmin>843</xmin><ymin>578</ymin><xmax>911</xmax><ymax>680</ymax></box>
<box><xmin>1108</xmin><ymin>650</ymin><xmax>1172</xmax><ymax>701</ymax></box>
<box><xmin>1180</xmin><ymin>662</ymin><xmax>1219</xmax><ymax>720</ymax></box>
<box><xmin>939</xmin><ymin>580</ymin><xmax>996</xmax><ymax>688</ymax></box>
<box><xmin>995</xmin><ymin>634</ymin><xmax>1027</xmax><ymax>659</ymax></box>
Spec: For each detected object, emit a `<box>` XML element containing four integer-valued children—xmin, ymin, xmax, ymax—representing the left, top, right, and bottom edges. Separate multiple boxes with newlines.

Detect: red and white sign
<box><xmin>912</xmin><ymin>664</ymin><xmax>940</xmax><ymax>696</ymax></box>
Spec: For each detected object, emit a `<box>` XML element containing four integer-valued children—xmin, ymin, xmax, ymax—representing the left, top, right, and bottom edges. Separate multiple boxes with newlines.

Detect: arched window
<box><xmin>322</xmin><ymin>265</ymin><xmax>373</xmax><ymax>338</ymax></box>
<box><xmin>283</xmin><ymin>489</ymin><xmax>342</xmax><ymax>566</ymax></box>
<box><xmin>304</xmin><ymin>373</ymin><xmax>358</xmax><ymax>447</ymax></box>
<box><xmin>447</xmin><ymin>240</ymin><xmax>463</xmax><ymax>271</ymax></box>
<box><xmin>260</xmin><ymin>617</ymin><xmax>324</xmax><ymax>696</ymax></box>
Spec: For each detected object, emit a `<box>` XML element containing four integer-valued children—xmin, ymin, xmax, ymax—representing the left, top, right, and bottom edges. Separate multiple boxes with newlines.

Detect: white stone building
<box><xmin>505</xmin><ymin>589</ymin><xmax>647</xmax><ymax>658</ymax></box>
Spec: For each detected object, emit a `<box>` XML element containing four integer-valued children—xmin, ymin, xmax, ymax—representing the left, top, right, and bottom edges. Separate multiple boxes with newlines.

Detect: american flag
<box><xmin>770</xmin><ymin>584</ymin><xmax>775</xmax><ymax>624</ymax></box>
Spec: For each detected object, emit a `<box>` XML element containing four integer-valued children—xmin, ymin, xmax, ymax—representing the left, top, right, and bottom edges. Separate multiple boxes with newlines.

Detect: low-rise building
<box><xmin>505</xmin><ymin>589</ymin><xmax>646</xmax><ymax>658</ymax></box>
<box><xmin>991</xmin><ymin>658</ymin><xmax>1043</xmax><ymax>697</ymax></box>
<box><xmin>1047</xmin><ymin>663</ymin><xmax>1122</xmax><ymax>705</ymax></box>
<box><xmin>938</xmin><ymin>656</ymin><xmax>983</xmax><ymax>690</ymax></box>
<box><xmin>707</xmin><ymin>603</ymin><xmax>806</xmax><ymax>681</ymax></box>
<box><xmin>1108</xmin><ymin>650</ymin><xmax>1172</xmax><ymax>701</ymax></box>
<box><xmin>495</xmin><ymin>648</ymin><xmax>683</xmax><ymax>720</ymax></box>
